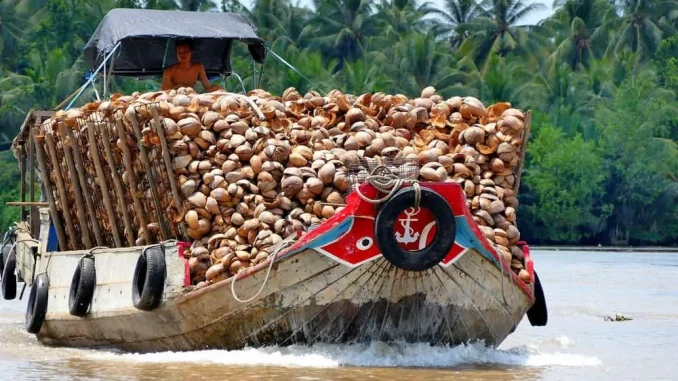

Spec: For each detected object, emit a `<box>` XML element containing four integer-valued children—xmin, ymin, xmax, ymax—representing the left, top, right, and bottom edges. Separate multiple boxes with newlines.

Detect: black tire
<box><xmin>527</xmin><ymin>271</ymin><xmax>548</xmax><ymax>326</ymax></box>
<box><xmin>26</xmin><ymin>273</ymin><xmax>49</xmax><ymax>334</ymax></box>
<box><xmin>0</xmin><ymin>243</ymin><xmax>8</xmax><ymax>278</ymax></box>
<box><xmin>69</xmin><ymin>257</ymin><xmax>97</xmax><ymax>317</ymax></box>
<box><xmin>374</xmin><ymin>186</ymin><xmax>457</xmax><ymax>272</ymax></box>
<box><xmin>2</xmin><ymin>248</ymin><xmax>17</xmax><ymax>300</ymax></box>
<box><xmin>132</xmin><ymin>246</ymin><xmax>166</xmax><ymax>311</ymax></box>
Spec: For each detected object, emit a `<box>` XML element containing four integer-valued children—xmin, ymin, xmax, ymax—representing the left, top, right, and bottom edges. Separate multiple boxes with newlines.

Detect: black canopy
<box><xmin>84</xmin><ymin>8</ymin><xmax>266</xmax><ymax>77</ymax></box>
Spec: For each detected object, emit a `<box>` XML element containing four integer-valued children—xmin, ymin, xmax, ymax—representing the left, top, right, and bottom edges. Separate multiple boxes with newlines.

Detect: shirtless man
<box><xmin>162</xmin><ymin>40</ymin><xmax>221</xmax><ymax>92</ymax></box>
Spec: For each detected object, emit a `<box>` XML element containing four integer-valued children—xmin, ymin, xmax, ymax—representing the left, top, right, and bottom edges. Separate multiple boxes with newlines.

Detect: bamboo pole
<box><xmin>44</xmin><ymin>133</ymin><xmax>78</xmax><ymax>250</ymax></box>
<box><xmin>127</xmin><ymin>110</ymin><xmax>171</xmax><ymax>240</ymax></box>
<box><xmin>61</xmin><ymin>123</ymin><xmax>105</xmax><ymax>247</ymax></box>
<box><xmin>29</xmin><ymin>127</ymin><xmax>38</xmax><ymax>236</ymax></box>
<box><xmin>149</xmin><ymin>105</ymin><xmax>187</xmax><ymax>240</ymax></box>
<box><xmin>86</xmin><ymin>121</ymin><xmax>123</xmax><ymax>247</ymax></box>
<box><xmin>32</xmin><ymin>129</ymin><xmax>67</xmax><ymax>251</ymax></box>
<box><xmin>6</xmin><ymin>202</ymin><xmax>49</xmax><ymax>207</ymax></box>
<box><xmin>114</xmin><ymin>117</ymin><xmax>152</xmax><ymax>244</ymax></box>
<box><xmin>99</xmin><ymin>121</ymin><xmax>135</xmax><ymax>246</ymax></box>
<box><xmin>20</xmin><ymin>144</ymin><xmax>26</xmax><ymax>221</ymax></box>
<box><xmin>58</xmin><ymin>122</ymin><xmax>94</xmax><ymax>249</ymax></box>
<box><xmin>513</xmin><ymin>110</ymin><xmax>532</xmax><ymax>195</ymax></box>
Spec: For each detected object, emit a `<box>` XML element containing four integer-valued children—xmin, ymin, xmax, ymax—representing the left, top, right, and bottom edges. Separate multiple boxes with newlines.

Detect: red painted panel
<box><xmin>393</xmin><ymin>207</ymin><xmax>437</xmax><ymax>251</ymax></box>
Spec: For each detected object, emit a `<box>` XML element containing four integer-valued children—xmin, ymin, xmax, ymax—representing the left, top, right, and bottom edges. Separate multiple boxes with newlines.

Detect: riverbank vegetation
<box><xmin>0</xmin><ymin>0</ymin><xmax>676</xmax><ymax>245</ymax></box>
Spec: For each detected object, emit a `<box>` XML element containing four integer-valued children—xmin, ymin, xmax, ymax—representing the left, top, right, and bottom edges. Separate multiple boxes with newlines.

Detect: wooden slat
<box><xmin>29</xmin><ymin>126</ymin><xmax>38</xmax><ymax>236</ymax></box>
<box><xmin>99</xmin><ymin>121</ymin><xmax>135</xmax><ymax>246</ymax></box>
<box><xmin>57</xmin><ymin>122</ymin><xmax>93</xmax><ymax>249</ymax></box>
<box><xmin>127</xmin><ymin>111</ymin><xmax>171</xmax><ymax>240</ymax></box>
<box><xmin>513</xmin><ymin>110</ymin><xmax>532</xmax><ymax>195</ymax></box>
<box><xmin>44</xmin><ymin>133</ymin><xmax>78</xmax><ymax>250</ymax></box>
<box><xmin>114</xmin><ymin>117</ymin><xmax>152</xmax><ymax>244</ymax></box>
<box><xmin>150</xmin><ymin>105</ymin><xmax>187</xmax><ymax>240</ymax></box>
<box><xmin>61</xmin><ymin>123</ymin><xmax>105</xmax><ymax>247</ymax></box>
<box><xmin>31</xmin><ymin>128</ymin><xmax>67</xmax><ymax>250</ymax></box>
<box><xmin>86</xmin><ymin>121</ymin><xmax>123</xmax><ymax>247</ymax></box>
<box><xmin>19</xmin><ymin>142</ymin><xmax>26</xmax><ymax>221</ymax></box>
<box><xmin>6</xmin><ymin>202</ymin><xmax>49</xmax><ymax>207</ymax></box>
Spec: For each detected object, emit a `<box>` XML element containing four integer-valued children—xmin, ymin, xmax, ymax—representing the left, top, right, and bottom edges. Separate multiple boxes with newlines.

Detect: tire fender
<box><xmin>374</xmin><ymin>186</ymin><xmax>456</xmax><ymax>272</ymax></box>
<box><xmin>1</xmin><ymin>246</ymin><xmax>17</xmax><ymax>300</ymax></box>
<box><xmin>132</xmin><ymin>246</ymin><xmax>166</xmax><ymax>311</ymax></box>
<box><xmin>69</xmin><ymin>256</ymin><xmax>97</xmax><ymax>317</ymax></box>
<box><xmin>26</xmin><ymin>273</ymin><xmax>49</xmax><ymax>334</ymax></box>
<box><xmin>0</xmin><ymin>242</ymin><xmax>8</xmax><ymax>276</ymax></box>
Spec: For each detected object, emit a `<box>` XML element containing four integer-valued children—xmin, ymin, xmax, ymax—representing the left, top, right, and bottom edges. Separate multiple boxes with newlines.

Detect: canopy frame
<box><xmin>83</xmin><ymin>9</ymin><xmax>266</xmax><ymax>79</ymax></box>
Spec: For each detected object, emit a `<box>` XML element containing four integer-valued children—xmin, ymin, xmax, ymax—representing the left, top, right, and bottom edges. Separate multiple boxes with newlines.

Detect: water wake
<box><xmin>87</xmin><ymin>339</ymin><xmax>601</xmax><ymax>369</ymax></box>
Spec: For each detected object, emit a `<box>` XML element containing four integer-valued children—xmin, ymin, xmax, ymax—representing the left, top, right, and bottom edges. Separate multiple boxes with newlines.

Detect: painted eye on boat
<box><xmin>356</xmin><ymin>237</ymin><xmax>373</xmax><ymax>250</ymax></box>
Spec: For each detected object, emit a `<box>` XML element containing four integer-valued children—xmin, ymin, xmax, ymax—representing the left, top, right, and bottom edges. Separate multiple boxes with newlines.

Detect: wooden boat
<box><xmin>0</xmin><ymin>9</ymin><xmax>547</xmax><ymax>354</ymax></box>
<box><xmin>3</xmin><ymin>180</ymin><xmax>546</xmax><ymax>353</ymax></box>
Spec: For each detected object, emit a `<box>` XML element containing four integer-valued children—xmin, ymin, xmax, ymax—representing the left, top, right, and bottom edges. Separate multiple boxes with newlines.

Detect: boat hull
<box><xmin>19</xmin><ymin>181</ymin><xmax>538</xmax><ymax>353</ymax></box>
<box><xmin>36</xmin><ymin>244</ymin><xmax>530</xmax><ymax>352</ymax></box>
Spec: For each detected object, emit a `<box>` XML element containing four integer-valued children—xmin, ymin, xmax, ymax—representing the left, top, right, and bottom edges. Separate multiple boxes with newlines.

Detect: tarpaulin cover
<box><xmin>84</xmin><ymin>8</ymin><xmax>266</xmax><ymax>77</ymax></box>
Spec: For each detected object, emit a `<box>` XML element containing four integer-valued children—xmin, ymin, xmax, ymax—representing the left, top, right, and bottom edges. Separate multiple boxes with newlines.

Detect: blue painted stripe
<box><xmin>277</xmin><ymin>217</ymin><xmax>354</xmax><ymax>260</ymax></box>
<box><xmin>455</xmin><ymin>216</ymin><xmax>501</xmax><ymax>268</ymax></box>
<box><xmin>307</xmin><ymin>217</ymin><xmax>354</xmax><ymax>250</ymax></box>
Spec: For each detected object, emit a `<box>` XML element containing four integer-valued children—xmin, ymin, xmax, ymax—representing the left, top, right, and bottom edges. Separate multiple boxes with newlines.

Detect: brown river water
<box><xmin>1</xmin><ymin>250</ymin><xmax>677</xmax><ymax>381</ymax></box>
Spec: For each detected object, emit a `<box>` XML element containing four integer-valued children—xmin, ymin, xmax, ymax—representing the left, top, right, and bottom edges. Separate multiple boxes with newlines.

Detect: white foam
<box><xmin>86</xmin><ymin>340</ymin><xmax>601</xmax><ymax>369</ymax></box>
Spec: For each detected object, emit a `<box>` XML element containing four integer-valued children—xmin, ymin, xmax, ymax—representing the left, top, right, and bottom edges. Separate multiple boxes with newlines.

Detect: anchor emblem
<box><xmin>395</xmin><ymin>207</ymin><xmax>420</xmax><ymax>244</ymax></box>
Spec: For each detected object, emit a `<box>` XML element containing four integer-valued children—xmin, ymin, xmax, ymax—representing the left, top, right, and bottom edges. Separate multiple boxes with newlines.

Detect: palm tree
<box><xmin>178</xmin><ymin>0</ymin><xmax>217</xmax><ymax>10</ymax></box>
<box><xmin>300</xmin><ymin>0</ymin><xmax>378</xmax><ymax>70</ymax></box>
<box><xmin>544</xmin><ymin>0</ymin><xmax>613</xmax><ymax>70</ymax></box>
<box><xmin>0</xmin><ymin>0</ymin><xmax>49</xmax><ymax>66</ymax></box>
<box><xmin>387</xmin><ymin>30</ymin><xmax>454</xmax><ymax>95</ymax></box>
<box><xmin>249</xmin><ymin>0</ymin><xmax>312</xmax><ymax>50</ymax></box>
<box><xmin>430</xmin><ymin>0</ymin><xmax>482</xmax><ymax>49</ymax></box>
<box><xmin>340</xmin><ymin>52</ymin><xmax>394</xmax><ymax>93</ymax></box>
<box><xmin>457</xmin><ymin>53</ymin><xmax>539</xmax><ymax>106</ymax></box>
<box><xmin>605</xmin><ymin>0</ymin><xmax>678</xmax><ymax>60</ymax></box>
<box><xmin>457</xmin><ymin>0</ymin><xmax>549</xmax><ymax>70</ymax></box>
<box><xmin>373</xmin><ymin>0</ymin><xmax>436</xmax><ymax>41</ymax></box>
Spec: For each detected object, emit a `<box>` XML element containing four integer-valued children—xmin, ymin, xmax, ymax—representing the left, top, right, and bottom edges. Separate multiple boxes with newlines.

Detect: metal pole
<box><xmin>66</xmin><ymin>42</ymin><xmax>120</xmax><ymax>110</ymax></box>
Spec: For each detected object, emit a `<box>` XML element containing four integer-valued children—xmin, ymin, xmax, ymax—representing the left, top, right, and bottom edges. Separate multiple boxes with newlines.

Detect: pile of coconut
<box><xmin>36</xmin><ymin>86</ymin><xmax>531</xmax><ymax>287</ymax></box>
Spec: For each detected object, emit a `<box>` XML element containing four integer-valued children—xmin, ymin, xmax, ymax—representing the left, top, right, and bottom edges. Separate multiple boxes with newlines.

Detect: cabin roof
<box><xmin>83</xmin><ymin>8</ymin><xmax>266</xmax><ymax>77</ymax></box>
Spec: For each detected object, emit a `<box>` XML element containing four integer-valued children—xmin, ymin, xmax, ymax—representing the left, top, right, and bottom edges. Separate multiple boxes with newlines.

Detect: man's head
<box><xmin>175</xmin><ymin>39</ymin><xmax>194</xmax><ymax>64</ymax></box>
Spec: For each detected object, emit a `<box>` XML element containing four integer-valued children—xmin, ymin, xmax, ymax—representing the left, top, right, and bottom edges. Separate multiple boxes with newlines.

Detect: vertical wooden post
<box><xmin>44</xmin><ymin>133</ymin><xmax>79</xmax><ymax>249</ymax></box>
<box><xmin>29</xmin><ymin>128</ymin><xmax>38</xmax><ymax>236</ymax></box>
<box><xmin>32</xmin><ymin>128</ymin><xmax>68</xmax><ymax>251</ymax></box>
<box><xmin>127</xmin><ymin>110</ymin><xmax>171</xmax><ymax>240</ymax></box>
<box><xmin>19</xmin><ymin>145</ymin><xmax>26</xmax><ymax>221</ymax></box>
<box><xmin>98</xmin><ymin>121</ymin><xmax>135</xmax><ymax>246</ymax></box>
<box><xmin>114</xmin><ymin>117</ymin><xmax>152</xmax><ymax>244</ymax></box>
<box><xmin>150</xmin><ymin>105</ymin><xmax>187</xmax><ymax>240</ymax></box>
<box><xmin>85</xmin><ymin>121</ymin><xmax>122</xmax><ymax>247</ymax></box>
<box><xmin>61</xmin><ymin>123</ymin><xmax>105</xmax><ymax>247</ymax></box>
<box><xmin>513</xmin><ymin>110</ymin><xmax>532</xmax><ymax>195</ymax></box>
<box><xmin>57</xmin><ymin>122</ymin><xmax>93</xmax><ymax>249</ymax></box>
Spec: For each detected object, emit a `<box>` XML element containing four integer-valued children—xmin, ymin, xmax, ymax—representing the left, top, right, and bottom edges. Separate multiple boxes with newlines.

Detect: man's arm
<box><xmin>161</xmin><ymin>68</ymin><xmax>173</xmax><ymax>90</ymax></box>
<box><xmin>198</xmin><ymin>64</ymin><xmax>219</xmax><ymax>92</ymax></box>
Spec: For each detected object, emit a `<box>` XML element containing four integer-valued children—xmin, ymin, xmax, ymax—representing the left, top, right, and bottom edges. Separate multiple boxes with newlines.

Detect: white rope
<box><xmin>209</xmin><ymin>91</ymin><xmax>265</xmax><ymax>120</ymax></box>
<box><xmin>230</xmin><ymin>237</ymin><xmax>296</xmax><ymax>303</ymax></box>
<box><xmin>354</xmin><ymin>165</ymin><xmax>421</xmax><ymax>208</ymax></box>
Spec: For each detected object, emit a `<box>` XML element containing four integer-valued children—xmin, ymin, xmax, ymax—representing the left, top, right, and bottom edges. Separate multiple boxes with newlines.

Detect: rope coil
<box><xmin>230</xmin><ymin>236</ymin><xmax>297</xmax><ymax>303</ymax></box>
<box><xmin>354</xmin><ymin>165</ymin><xmax>421</xmax><ymax>208</ymax></box>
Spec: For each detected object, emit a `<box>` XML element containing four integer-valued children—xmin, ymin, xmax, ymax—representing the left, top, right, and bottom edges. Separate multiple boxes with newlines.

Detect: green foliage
<box><xmin>593</xmin><ymin>71</ymin><xmax>678</xmax><ymax>244</ymax></box>
<box><xmin>0</xmin><ymin>0</ymin><xmax>676</xmax><ymax>245</ymax></box>
<box><xmin>654</xmin><ymin>36</ymin><xmax>678</xmax><ymax>91</ymax></box>
<box><xmin>521</xmin><ymin>124</ymin><xmax>608</xmax><ymax>244</ymax></box>
<box><xmin>0</xmin><ymin>151</ymin><xmax>21</xmax><ymax>232</ymax></box>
